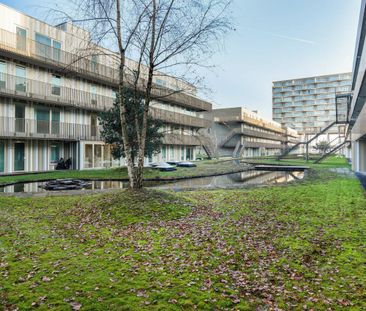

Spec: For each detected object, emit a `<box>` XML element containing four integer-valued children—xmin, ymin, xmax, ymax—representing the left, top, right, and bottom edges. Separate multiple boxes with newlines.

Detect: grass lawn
<box><xmin>1</xmin><ymin>158</ymin><xmax>366</xmax><ymax>309</ymax></box>
<box><xmin>0</xmin><ymin>159</ymin><xmax>247</xmax><ymax>186</ymax></box>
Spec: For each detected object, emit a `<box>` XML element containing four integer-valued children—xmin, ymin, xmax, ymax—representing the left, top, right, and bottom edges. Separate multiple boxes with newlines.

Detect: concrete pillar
<box><xmin>359</xmin><ymin>140</ymin><xmax>366</xmax><ymax>172</ymax></box>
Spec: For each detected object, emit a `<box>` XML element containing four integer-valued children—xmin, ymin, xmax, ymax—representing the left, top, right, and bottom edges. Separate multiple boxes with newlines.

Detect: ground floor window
<box><xmin>0</xmin><ymin>141</ymin><xmax>4</xmax><ymax>172</ymax></box>
<box><xmin>162</xmin><ymin>146</ymin><xmax>167</xmax><ymax>160</ymax></box>
<box><xmin>186</xmin><ymin>147</ymin><xmax>194</xmax><ymax>160</ymax></box>
<box><xmin>14</xmin><ymin>142</ymin><xmax>25</xmax><ymax>171</ymax></box>
<box><xmin>84</xmin><ymin>144</ymin><xmax>93</xmax><ymax>168</ymax></box>
<box><xmin>94</xmin><ymin>144</ymin><xmax>102</xmax><ymax>167</ymax></box>
<box><xmin>50</xmin><ymin>143</ymin><xmax>60</xmax><ymax>162</ymax></box>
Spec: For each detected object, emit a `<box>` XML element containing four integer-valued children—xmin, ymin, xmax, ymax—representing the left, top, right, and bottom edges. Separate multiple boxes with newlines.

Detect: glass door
<box><xmin>16</xmin><ymin>27</ymin><xmax>27</xmax><ymax>51</ymax></box>
<box><xmin>91</xmin><ymin>115</ymin><xmax>97</xmax><ymax>137</ymax></box>
<box><xmin>36</xmin><ymin>108</ymin><xmax>50</xmax><ymax>134</ymax></box>
<box><xmin>15</xmin><ymin>66</ymin><xmax>26</xmax><ymax>92</ymax></box>
<box><xmin>0</xmin><ymin>61</ymin><xmax>6</xmax><ymax>89</ymax></box>
<box><xmin>51</xmin><ymin>109</ymin><xmax>60</xmax><ymax>135</ymax></box>
<box><xmin>14</xmin><ymin>142</ymin><xmax>25</xmax><ymax>171</ymax></box>
<box><xmin>15</xmin><ymin>104</ymin><xmax>25</xmax><ymax>132</ymax></box>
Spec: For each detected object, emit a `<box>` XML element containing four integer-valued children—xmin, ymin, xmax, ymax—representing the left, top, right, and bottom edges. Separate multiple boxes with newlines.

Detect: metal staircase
<box><xmin>277</xmin><ymin>121</ymin><xmax>342</xmax><ymax>160</ymax></box>
<box><xmin>314</xmin><ymin>140</ymin><xmax>351</xmax><ymax>164</ymax></box>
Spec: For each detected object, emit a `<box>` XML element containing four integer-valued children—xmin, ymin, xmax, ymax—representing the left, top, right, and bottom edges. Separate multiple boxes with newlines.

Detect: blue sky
<box><xmin>1</xmin><ymin>0</ymin><xmax>362</xmax><ymax>119</ymax></box>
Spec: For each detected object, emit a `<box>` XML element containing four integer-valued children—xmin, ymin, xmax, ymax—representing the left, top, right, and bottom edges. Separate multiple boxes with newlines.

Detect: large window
<box><xmin>16</xmin><ymin>27</ymin><xmax>27</xmax><ymax>51</ymax></box>
<box><xmin>15</xmin><ymin>66</ymin><xmax>26</xmax><ymax>92</ymax></box>
<box><xmin>91</xmin><ymin>115</ymin><xmax>97</xmax><ymax>137</ymax></box>
<box><xmin>91</xmin><ymin>85</ymin><xmax>97</xmax><ymax>105</ymax></box>
<box><xmin>94</xmin><ymin>145</ymin><xmax>102</xmax><ymax>168</ymax></box>
<box><xmin>50</xmin><ymin>143</ymin><xmax>60</xmax><ymax>162</ymax></box>
<box><xmin>36</xmin><ymin>108</ymin><xmax>50</xmax><ymax>134</ymax></box>
<box><xmin>35</xmin><ymin>33</ymin><xmax>52</xmax><ymax>58</ymax></box>
<box><xmin>84</xmin><ymin>144</ymin><xmax>93</xmax><ymax>168</ymax></box>
<box><xmin>53</xmin><ymin>41</ymin><xmax>61</xmax><ymax>61</ymax></box>
<box><xmin>51</xmin><ymin>109</ymin><xmax>60</xmax><ymax>135</ymax></box>
<box><xmin>51</xmin><ymin>75</ymin><xmax>61</xmax><ymax>96</ymax></box>
<box><xmin>0</xmin><ymin>61</ymin><xmax>6</xmax><ymax>89</ymax></box>
<box><xmin>91</xmin><ymin>55</ymin><xmax>98</xmax><ymax>72</ymax></box>
<box><xmin>15</xmin><ymin>104</ymin><xmax>25</xmax><ymax>132</ymax></box>
<box><xmin>35</xmin><ymin>33</ymin><xmax>62</xmax><ymax>61</ymax></box>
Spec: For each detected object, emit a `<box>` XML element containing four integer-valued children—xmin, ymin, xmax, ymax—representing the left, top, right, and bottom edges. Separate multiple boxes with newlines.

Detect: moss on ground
<box><xmin>1</xmin><ymin>157</ymin><xmax>365</xmax><ymax>309</ymax></box>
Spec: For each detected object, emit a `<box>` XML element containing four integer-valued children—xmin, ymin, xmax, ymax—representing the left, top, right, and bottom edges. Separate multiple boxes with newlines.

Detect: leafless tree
<box><xmin>53</xmin><ymin>0</ymin><xmax>232</xmax><ymax>189</ymax></box>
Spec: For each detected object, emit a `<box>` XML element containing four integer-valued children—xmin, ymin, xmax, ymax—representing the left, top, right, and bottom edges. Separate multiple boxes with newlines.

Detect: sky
<box><xmin>1</xmin><ymin>0</ymin><xmax>362</xmax><ymax>119</ymax></box>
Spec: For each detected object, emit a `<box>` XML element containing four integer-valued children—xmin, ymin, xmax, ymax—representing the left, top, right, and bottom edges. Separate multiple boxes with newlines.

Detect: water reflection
<box><xmin>154</xmin><ymin>170</ymin><xmax>304</xmax><ymax>190</ymax></box>
<box><xmin>0</xmin><ymin>170</ymin><xmax>304</xmax><ymax>193</ymax></box>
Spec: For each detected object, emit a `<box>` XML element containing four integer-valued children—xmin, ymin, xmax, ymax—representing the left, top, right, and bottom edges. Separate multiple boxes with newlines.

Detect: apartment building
<box><xmin>349</xmin><ymin>0</ymin><xmax>366</xmax><ymax>173</ymax></box>
<box><xmin>272</xmin><ymin>73</ymin><xmax>352</xmax><ymax>145</ymax></box>
<box><xmin>210</xmin><ymin>107</ymin><xmax>299</xmax><ymax>158</ymax></box>
<box><xmin>0</xmin><ymin>3</ymin><xmax>212</xmax><ymax>174</ymax></box>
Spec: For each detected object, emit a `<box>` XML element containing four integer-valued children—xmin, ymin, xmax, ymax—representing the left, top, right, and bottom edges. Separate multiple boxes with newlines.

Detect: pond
<box><xmin>0</xmin><ymin>170</ymin><xmax>305</xmax><ymax>194</ymax></box>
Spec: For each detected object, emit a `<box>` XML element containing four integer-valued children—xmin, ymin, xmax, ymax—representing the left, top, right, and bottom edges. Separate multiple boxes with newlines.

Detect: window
<box><xmin>50</xmin><ymin>143</ymin><xmax>60</xmax><ymax>162</ymax></box>
<box><xmin>170</xmin><ymin>145</ymin><xmax>174</xmax><ymax>160</ymax></box>
<box><xmin>0</xmin><ymin>61</ymin><xmax>5</xmax><ymax>88</ymax></box>
<box><xmin>91</xmin><ymin>55</ymin><xmax>98</xmax><ymax>72</ymax></box>
<box><xmin>51</xmin><ymin>109</ymin><xmax>60</xmax><ymax>135</ymax></box>
<box><xmin>94</xmin><ymin>145</ymin><xmax>102</xmax><ymax>167</ymax></box>
<box><xmin>156</xmin><ymin>78</ymin><xmax>166</xmax><ymax>87</ymax></box>
<box><xmin>51</xmin><ymin>75</ymin><xmax>61</xmax><ymax>95</ymax></box>
<box><xmin>91</xmin><ymin>85</ymin><xmax>97</xmax><ymax>105</ymax></box>
<box><xmin>84</xmin><ymin>144</ymin><xmax>93</xmax><ymax>168</ymax></box>
<box><xmin>162</xmin><ymin>146</ymin><xmax>166</xmax><ymax>160</ymax></box>
<box><xmin>35</xmin><ymin>33</ymin><xmax>52</xmax><ymax>58</ymax></box>
<box><xmin>35</xmin><ymin>33</ymin><xmax>62</xmax><ymax>61</ymax></box>
<box><xmin>16</xmin><ymin>27</ymin><xmax>27</xmax><ymax>51</ymax></box>
<box><xmin>53</xmin><ymin>40</ymin><xmax>61</xmax><ymax>61</ymax></box>
<box><xmin>36</xmin><ymin>108</ymin><xmax>50</xmax><ymax>134</ymax></box>
<box><xmin>15</xmin><ymin>104</ymin><xmax>25</xmax><ymax>132</ymax></box>
<box><xmin>91</xmin><ymin>115</ymin><xmax>97</xmax><ymax>137</ymax></box>
<box><xmin>15</xmin><ymin>66</ymin><xmax>26</xmax><ymax>92</ymax></box>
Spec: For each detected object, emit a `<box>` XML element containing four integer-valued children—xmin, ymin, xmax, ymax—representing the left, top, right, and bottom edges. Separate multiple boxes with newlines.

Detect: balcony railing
<box><xmin>163</xmin><ymin>134</ymin><xmax>202</xmax><ymax>146</ymax></box>
<box><xmin>0</xmin><ymin>116</ymin><xmax>101</xmax><ymax>141</ymax></box>
<box><xmin>150</xmin><ymin>107</ymin><xmax>211</xmax><ymax>128</ymax></box>
<box><xmin>0</xmin><ymin>28</ymin><xmax>212</xmax><ymax>112</ymax></box>
<box><xmin>0</xmin><ymin>72</ymin><xmax>114</xmax><ymax>111</ymax></box>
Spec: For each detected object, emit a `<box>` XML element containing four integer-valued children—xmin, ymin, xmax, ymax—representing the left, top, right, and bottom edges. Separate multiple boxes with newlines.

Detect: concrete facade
<box><xmin>273</xmin><ymin>73</ymin><xmax>352</xmax><ymax>151</ymax></box>
<box><xmin>0</xmin><ymin>3</ymin><xmax>212</xmax><ymax>174</ymax></box>
<box><xmin>209</xmin><ymin>107</ymin><xmax>299</xmax><ymax>158</ymax></box>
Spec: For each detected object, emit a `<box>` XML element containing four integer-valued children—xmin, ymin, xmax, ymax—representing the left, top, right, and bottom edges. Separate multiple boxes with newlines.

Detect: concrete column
<box><xmin>359</xmin><ymin>140</ymin><xmax>366</xmax><ymax>172</ymax></box>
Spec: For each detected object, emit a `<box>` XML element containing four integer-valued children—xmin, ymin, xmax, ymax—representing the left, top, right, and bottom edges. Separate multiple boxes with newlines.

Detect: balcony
<box><xmin>149</xmin><ymin>107</ymin><xmax>211</xmax><ymax>128</ymax></box>
<box><xmin>163</xmin><ymin>134</ymin><xmax>202</xmax><ymax>146</ymax></box>
<box><xmin>0</xmin><ymin>72</ymin><xmax>114</xmax><ymax>112</ymax></box>
<box><xmin>0</xmin><ymin>28</ymin><xmax>212</xmax><ymax>112</ymax></box>
<box><xmin>0</xmin><ymin>116</ymin><xmax>101</xmax><ymax>141</ymax></box>
<box><xmin>243</xmin><ymin>141</ymin><xmax>285</xmax><ymax>149</ymax></box>
<box><xmin>241</xmin><ymin>128</ymin><xmax>287</xmax><ymax>142</ymax></box>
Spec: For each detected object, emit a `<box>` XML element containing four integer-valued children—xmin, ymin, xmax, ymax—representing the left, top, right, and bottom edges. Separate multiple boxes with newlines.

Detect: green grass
<box><xmin>0</xmin><ymin>159</ymin><xmax>247</xmax><ymax>186</ymax></box>
<box><xmin>1</xmin><ymin>159</ymin><xmax>365</xmax><ymax>309</ymax></box>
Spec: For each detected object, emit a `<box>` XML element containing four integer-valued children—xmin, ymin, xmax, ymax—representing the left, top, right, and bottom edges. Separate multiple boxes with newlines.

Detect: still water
<box><xmin>0</xmin><ymin>170</ymin><xmax>305</xmax><ymax>194</ymax></box>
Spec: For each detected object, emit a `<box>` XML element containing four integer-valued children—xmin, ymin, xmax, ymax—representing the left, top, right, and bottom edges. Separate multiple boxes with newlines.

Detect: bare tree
<box><xmin>53</xmin><ymin>0</ymin><xmax>232</xmax><ymax>189</ymax></box>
